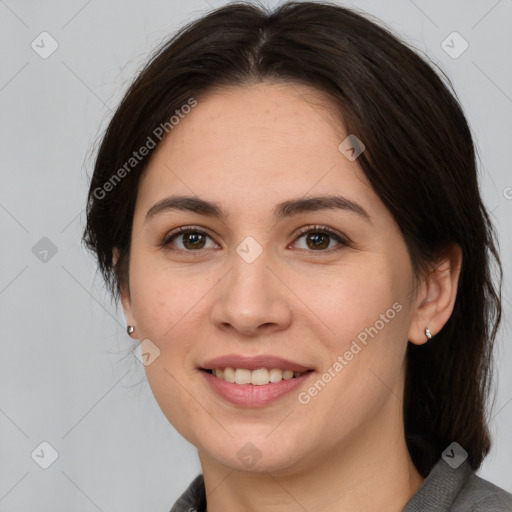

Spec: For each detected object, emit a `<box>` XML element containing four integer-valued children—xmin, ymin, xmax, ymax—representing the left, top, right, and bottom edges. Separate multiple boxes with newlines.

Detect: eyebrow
<box><xmin>145</xmin><ymin>194</ymin><xmax>371</xmax><ymax>224</ymax></box>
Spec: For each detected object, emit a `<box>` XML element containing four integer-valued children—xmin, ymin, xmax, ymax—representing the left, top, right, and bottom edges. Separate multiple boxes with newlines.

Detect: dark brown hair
<box><xmin>82</xmin><ymin>0</ymin><xmax>502</xmax><ymax>477</ymax></box>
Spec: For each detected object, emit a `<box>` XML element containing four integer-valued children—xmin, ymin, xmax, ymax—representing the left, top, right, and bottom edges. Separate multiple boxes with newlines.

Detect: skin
<box><xmin>119</xmin><ymin>82</ymin><xmax>462</xmax><ymax>512</ymax></box>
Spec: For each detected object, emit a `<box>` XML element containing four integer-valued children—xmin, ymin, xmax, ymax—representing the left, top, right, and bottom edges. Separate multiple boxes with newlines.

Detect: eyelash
<box><xmin>160</xmin><ymin>224</ymin><xmax>350</xmax><ymax>255</ymax></box>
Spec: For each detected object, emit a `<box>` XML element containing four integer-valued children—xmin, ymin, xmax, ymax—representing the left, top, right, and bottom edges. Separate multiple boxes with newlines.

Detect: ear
<box><xmin>113</xmin><ymin>248</ymin><xmax>135</xmax><ymax>331</ymax></box>
<box><xmin>408</xmin><ymin>244</ymin><xmax>462</xmax><ymax>345</ymax></box>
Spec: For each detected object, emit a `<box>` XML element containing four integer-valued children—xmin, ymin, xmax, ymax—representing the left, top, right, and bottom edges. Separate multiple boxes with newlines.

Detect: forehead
<box><xmin>176</xmin><ymin>81</ymin><xmax>346</xmax><ymax>141</ymax></box>
<box><xmin>135</xmin><ymin>82</ymin><xmax>380</xmax><ymax>222</ymax></box>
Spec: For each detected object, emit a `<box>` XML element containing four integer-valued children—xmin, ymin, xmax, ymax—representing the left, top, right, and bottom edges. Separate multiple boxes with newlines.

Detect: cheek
<box><xmin>295</xmin><ymin>255</ymin><xmax>410</xmax><ymax>405</ymax></box>
<box><xmin>126</xmin><ymin>255</ymin><xmax>212</xmax><ymax>442</ymax></box>
<box><xmin>299</xmin><ymin>255</ymin><xmax>405</xmax><ymax>345</ymax></box>
<box><xmin>128</xmin><ymin>250</ymin><xmax>210</xmax><ymax>341</ymax></box>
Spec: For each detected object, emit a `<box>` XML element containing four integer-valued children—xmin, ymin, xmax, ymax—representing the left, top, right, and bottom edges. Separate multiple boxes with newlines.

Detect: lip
<box><xmin>201</xmin><ymin>370</ymin><xmax>314</xmax><ymax>407</ymax></box>
<box><xmin>200</xmin><ymin>354</ymin><xmax>312</xmax><ymax>373</ymax></box>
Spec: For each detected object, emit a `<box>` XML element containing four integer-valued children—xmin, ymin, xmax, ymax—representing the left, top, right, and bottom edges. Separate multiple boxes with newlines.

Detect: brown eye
<box><xmin>162</xmin><ymin>227</ymin><xmax>218</xmax><ymax>252</ymax></box>
<box><xmin>292</xmin><ymin>225</ymin><xmax>349</xmax><ymax>252</ymax></box>
<box><xmin>180</xmin><ymin>232</ymin><xmax>207</xmax><ymax>250</ymax></box>
<box><xmin>305</xmin><ymin>232</ymin><xmax>330</xmax><ymax>250</ymax></box>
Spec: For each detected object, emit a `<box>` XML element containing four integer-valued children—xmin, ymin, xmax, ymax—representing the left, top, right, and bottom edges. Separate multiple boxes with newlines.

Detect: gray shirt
<box><xmin>169</xmin><ymin>458</ymin><xmax>512</xmax><ymax>511</ymax></box>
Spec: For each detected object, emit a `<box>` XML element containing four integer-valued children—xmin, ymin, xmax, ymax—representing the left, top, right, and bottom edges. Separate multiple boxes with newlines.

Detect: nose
<box><xmin>210</xmin><ymin>250</ymin><xmax>293</xmax><ymax>338</ymax></box>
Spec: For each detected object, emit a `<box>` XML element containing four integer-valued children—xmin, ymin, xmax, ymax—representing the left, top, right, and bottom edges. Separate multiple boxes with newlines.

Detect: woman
<box><xmin>83</xmin><ymin>2</ymin><xmax>512</xmax><ymax>510</ymax></box>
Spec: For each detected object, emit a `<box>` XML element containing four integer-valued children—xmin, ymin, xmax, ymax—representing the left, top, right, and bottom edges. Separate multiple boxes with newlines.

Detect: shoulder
<box><xmin>169</xmin><ymin>474</ymin><xmax>206</xmax><ymax>512</ymax></box>
<box><xmin>452</xmin><ymin>472</ymin><xmax>512</xmax><ymax>511</ymax></box>
<box><xmin>403</xmin><ymin>458</ymin><xmax>512</xmax><ymax>512</ymax></box>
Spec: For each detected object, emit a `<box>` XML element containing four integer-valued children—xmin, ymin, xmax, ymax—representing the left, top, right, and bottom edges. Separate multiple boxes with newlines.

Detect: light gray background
<box><xmin>0</xmin><ymin>0</ymin><xmax>511</xmax><ymax>510</ymax></box>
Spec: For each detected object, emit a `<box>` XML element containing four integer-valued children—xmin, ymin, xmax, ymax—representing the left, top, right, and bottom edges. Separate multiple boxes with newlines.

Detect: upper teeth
<box><xmin>212</xmin><ymin>368</ymin><xmax>305</xmax><ymax>385</ymax></box>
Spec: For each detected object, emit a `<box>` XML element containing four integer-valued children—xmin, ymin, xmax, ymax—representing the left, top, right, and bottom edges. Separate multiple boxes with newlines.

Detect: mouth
<box><xmin>201</xmin><ymin>367</ymin><xmax>314</xmax><ymax>385</ymax></box>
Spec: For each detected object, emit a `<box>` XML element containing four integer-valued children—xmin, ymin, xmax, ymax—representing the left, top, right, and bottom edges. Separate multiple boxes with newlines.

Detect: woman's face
<box><xmin>122</xmin><ymin>82</ymin><xmax>422</xmax><ymax>473</ymax></box>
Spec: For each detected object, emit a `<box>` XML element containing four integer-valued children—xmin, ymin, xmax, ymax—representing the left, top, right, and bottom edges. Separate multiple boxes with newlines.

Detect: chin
<box><xmin>198</xmin><ymin>433</ymin><xmax>310</xmax><ymax>474</ymax></box>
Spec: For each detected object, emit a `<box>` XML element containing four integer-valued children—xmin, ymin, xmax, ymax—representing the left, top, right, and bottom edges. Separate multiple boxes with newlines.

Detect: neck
<box><xmin>199</xmin><ymin>394</ymin><xmax>425</xmax><ymax>512</ymax></box>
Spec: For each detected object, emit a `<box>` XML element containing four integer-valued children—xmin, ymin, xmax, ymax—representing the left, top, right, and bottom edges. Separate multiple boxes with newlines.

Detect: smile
<box><xmin>204</xmin><ymin>367</ymin><xmax>309</xmax><ymax>385</ymax></box>
<box><xmin>200</xmin><ymin>369</ymin><xmax>314</xmax><ymax>407</ymax></box>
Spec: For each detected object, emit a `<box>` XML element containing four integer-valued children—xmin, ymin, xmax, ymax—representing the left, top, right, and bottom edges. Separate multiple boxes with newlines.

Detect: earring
<box><xmin>425</xmin><ymin>327</ymin><xmax>432</xmax><ymax>340</ymax></box>
<box><xmin>127</xmin><ymin>325</ymin><xmax>135</xmax><ymax>336</ymax></box>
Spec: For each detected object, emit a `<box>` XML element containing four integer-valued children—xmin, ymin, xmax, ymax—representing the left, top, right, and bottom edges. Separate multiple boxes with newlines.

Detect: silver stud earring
<box><xmin>425</xmin><ymin>327</ymin><xmax>432</xmax><ymax>340</ymax></box>
<box><xmin>127</xmin><ymin>325</ymin><xmax>135</xmax><ymax>336</ymax></box>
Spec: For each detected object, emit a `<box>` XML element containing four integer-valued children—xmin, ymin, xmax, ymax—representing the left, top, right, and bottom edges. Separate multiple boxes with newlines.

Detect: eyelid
<box><xmin>160</xmin><ymin>224</ymin><xmax>351</xmax><ymax>252</ymax></box>
<box><xmin>290</xmin><ymin>224</ymin><xmax>351</xmax><ymax>251</ymax></box>
<box><xmin>160</xmin><ymin>225</ymin><xmax>218</xmax><ymax>246</ymax></box>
